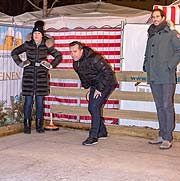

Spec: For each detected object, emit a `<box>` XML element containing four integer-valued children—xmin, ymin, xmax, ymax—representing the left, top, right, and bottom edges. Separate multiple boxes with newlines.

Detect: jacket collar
<box><xmin>148</xmin><ymin>21</ymin><xmax>169</xmax><ymax>38</ymax></box>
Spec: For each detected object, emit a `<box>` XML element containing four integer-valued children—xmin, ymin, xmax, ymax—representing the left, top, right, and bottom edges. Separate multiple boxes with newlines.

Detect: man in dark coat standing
<box><xmin>11</xmin><ymin>20</ymin><xmax>62</xmax><ymax>134</ymax></box>
<box><xmin>69</xmin><ymin>41</ymin><xmax>116</xmax><ymax>146</ymax></box>
<box><xmin>143</xmin><ymin>9</ymin><xmax>180</xmax><ymax>149</ymax></box>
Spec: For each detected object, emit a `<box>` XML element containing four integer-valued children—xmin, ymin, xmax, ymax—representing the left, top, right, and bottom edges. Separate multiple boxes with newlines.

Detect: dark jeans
<box><xmin>88</xmin><ymin>86</ymin><xmax>114</xmax><ymax>138</ymax></box>
<box><xmin>150</xmin><ymin>83</ymin><xmax>176</xmax><ymax>142</ymax></box>
<box><xmin>24</xmin><ymin>95</ymin><xmax>44</xmax><ymax>120</ymax></box>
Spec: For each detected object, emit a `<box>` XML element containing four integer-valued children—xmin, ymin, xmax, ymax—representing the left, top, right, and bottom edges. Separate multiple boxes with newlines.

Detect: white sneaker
<box><xmin>148</xmin><ymin>136</ymin><xmax>164</xmax><ymax>144</ymax></box>
<box><xmin>159</xmin><ymin>140</ymin><xmax>172</xmax><ymax>149</ymax></box>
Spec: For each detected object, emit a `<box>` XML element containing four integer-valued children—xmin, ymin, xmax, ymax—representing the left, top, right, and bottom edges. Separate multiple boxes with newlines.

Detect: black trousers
<box><xmin>88</xmin><ymin>85</ymin><xmax>114</xmax><ymax>138</ymax></box>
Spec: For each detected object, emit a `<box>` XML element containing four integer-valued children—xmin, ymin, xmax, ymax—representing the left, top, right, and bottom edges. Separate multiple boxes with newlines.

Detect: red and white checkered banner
<box><xmin>44</xmin><ymin>26</ymin><xmax>122</xmax><ymax>124</ymax></box>
<box><xmin>153</xmin><ymin>4</ymin><xmax>180</xmax><ymax>24</ymax></box>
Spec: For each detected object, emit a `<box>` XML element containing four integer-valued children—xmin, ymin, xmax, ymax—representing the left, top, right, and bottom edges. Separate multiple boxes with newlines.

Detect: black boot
<box><xmin>36</xmin><ymin>119</ymin><xmax>45</xmax><ymax>133</ymax></box>
<box><xmin>24</xmin><ymin>119</ymin><xmax>31</xmax><ymax>134</ymax></box>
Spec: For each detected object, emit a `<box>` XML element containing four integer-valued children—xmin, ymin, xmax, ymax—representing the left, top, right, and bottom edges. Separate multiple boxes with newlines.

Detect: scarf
<box><xmin>148</xmin><ymin>20</ymin><xmax>167</xmax><ymax>38</ymax></box>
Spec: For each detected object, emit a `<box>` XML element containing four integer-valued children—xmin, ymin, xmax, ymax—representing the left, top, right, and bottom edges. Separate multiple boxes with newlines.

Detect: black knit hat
<box><xmin>32</xmin><ymin>20</ymin><xmax>44</xmax><ymax>36</ymax></box>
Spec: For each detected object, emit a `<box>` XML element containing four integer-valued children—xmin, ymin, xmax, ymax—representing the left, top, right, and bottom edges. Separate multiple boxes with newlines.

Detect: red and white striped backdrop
<box><xmin>44</xmin><ymin>27</ymin><xmax>122</xmax><ymax>124</ymax></box>
<box><xmin>153</xmin><ymin>4</ymin><xmax>180</xmax><ymax>24</ymax></box>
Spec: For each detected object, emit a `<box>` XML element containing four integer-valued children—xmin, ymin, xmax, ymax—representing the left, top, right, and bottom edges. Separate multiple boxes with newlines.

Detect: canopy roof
<box><xmin>12</xmin><ymin>2</ymin><xmax>151</xmax><ymax>29</ymax></box>
<box><xmin>0</xmin><ymin>12</ymin><xmax>13</xmax><ymax>25</ymax></box>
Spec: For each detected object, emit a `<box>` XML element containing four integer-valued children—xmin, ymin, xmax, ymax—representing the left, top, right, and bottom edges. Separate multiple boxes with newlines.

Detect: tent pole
<box><xmin>43</xmin><ymin>0</ymin><xmax>48</xmax><ymax>18</ymax></box>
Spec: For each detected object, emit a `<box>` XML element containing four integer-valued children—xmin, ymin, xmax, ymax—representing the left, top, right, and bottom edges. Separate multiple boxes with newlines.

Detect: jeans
<box><xmin>24</xmin><ymin>95</ymin><xmax>44</xmax><ymax>120</ymax></box>
<box><xmin>88</xmin><ymin>86</ymin><xmax>114</xmax><ymax>138</ymax></box>
<box><xmin>150</xmin><ymin>83</ymin><xmax>176</xmax><ymax>142</ymax></box>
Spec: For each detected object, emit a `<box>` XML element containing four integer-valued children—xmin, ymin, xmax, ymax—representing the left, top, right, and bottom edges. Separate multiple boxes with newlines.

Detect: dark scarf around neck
<box><xmin>148</xmin><ymin>20</ymin><xmax>167</xmax><ymax>38</ymax></box>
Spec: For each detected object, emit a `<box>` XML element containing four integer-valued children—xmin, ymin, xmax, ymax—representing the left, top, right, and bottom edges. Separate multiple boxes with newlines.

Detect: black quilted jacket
<box><xmin>73</xmin><ymin>46</ymin><xmax>115</xmax><ymax>92</ymax></box>
<box><xmin>11</xmin><ymin>36</ymin><xmax>62</xmax><ymax>96</ymax></box>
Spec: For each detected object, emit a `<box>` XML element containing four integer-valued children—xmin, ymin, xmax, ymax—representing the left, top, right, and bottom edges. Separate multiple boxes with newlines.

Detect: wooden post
<box><xmin>43</xmin><ymin>0</ymin><xmax>48</xmax><ymax>18</ymax></box>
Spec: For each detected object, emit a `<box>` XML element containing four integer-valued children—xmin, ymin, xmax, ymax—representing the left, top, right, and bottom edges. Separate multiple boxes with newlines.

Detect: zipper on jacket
<box><xmin>34</xmin><ymin>44</ymin><xmax>39</xmax><ymax>95</ymax></box>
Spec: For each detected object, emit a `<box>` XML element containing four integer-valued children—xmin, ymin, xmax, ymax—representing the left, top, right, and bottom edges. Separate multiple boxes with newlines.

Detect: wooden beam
<box><xmin>50</xmin><ymin>87</ymin><xmax>88</xmax><ymax>97</ymax></box>
<box><xmin>50</xmin><ymin>87</ymin><xmax>180</xmax><ymax>103</ymax></box>
<box><xmin>50</xmin><ymin>69</ymin><xmax>180</xmax><ymax>83</ymax></box>
<box><xmin>50</xmin><ymin>69</ymin><xmax>79</xmax><ymax>79</ymax></box>
<box><xmin>51</xmin><ymin>104</ymin><xmax>180</xmax><ymax>123</ymax></box>
<box><xmin>51</xmin><ymin>104</ymin><xmax>159</xmax><ymax>121</ymax></box>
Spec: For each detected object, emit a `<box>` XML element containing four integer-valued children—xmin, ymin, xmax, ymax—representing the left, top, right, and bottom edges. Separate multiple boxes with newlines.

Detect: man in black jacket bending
<box><xmin>69</xmin><ymin>41</ymin><xmax>116</xmax><ymax>146</ymax></box>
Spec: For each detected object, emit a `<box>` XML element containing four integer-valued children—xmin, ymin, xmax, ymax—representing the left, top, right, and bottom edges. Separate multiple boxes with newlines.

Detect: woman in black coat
<box><xmin>11</xmin><ymin>21</ymin><xmax>62</xmax><ymax>134</ymax></box>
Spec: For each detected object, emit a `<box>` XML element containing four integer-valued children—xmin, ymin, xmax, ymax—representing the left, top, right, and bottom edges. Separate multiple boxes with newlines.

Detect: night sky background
<box><xmin>0</xmin><ymin>0</ymin><xmax>175</xmax><ymax>16</ymax></box>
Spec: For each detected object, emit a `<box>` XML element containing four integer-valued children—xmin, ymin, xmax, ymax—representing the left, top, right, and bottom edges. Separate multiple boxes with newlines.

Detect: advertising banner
<box><xmin>0</xmin><ymin>25</ymin><xmax>31</xmax><ymax>125</ymax></box>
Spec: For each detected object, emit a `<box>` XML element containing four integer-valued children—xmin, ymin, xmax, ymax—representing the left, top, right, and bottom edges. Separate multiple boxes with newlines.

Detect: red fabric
<box><xmin>44</xmin><ymin>27</ymin><xmax>122</xmax><ymax>124</ymax></box>
<box><xmin>153</xmin><ymin>4</ymin><xmax>180</xmax><ymax>24</ymax></box>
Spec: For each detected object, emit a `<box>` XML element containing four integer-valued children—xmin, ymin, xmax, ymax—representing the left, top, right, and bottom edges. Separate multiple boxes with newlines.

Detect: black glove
<box><xmin>143</xmin><ymin>65</ymin><xmax>146</xmax><ymax>72</ymax></box>
<box><xmin>19</xmin><ymin>60</ymin><xmax>30</xmax><ymax>68</ymax></box>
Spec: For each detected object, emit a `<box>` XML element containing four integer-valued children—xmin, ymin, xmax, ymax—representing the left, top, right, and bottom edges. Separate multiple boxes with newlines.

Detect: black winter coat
<box><xmin>11</xmin><ymin>36</ymin><xmax>62</xmax><ymax>96</ymax></box>
<box><xmin>143</xmin><ymin>25</ymin><xmax>180</xmax><ymax>84</ymax></box>
<box><xmin>73</xmin><ymin>46</ymin><xmax>116</xmax><ymax>92</ymax></box>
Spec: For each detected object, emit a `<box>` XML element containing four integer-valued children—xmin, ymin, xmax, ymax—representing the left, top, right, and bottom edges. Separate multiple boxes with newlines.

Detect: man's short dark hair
<box><xmin>69</xmin><ymin>41</ymin><xmax>83</xmax><ymax>50</ymax></box>
<box><xmin>152</xmin><ymin>9</ymin><xmax>165</xmax><ymax>18</ymax></box>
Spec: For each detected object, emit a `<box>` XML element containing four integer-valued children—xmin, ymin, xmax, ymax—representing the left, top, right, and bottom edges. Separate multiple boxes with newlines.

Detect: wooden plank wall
<box><xmin>50</xmin><ymin>70</ymin><xmax>180</xmax><ymax>123</ymax></box>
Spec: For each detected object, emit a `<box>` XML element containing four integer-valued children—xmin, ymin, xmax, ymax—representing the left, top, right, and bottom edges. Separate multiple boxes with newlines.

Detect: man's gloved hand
<box><xmin>40</xmin><ymin>61</ymin><xmax>52</xmax><ymax>69</ymax></box>
<box><xmin>19</xmin><ymin>60</ymin><xmax>31</xmax><ymax>68</ymax></box>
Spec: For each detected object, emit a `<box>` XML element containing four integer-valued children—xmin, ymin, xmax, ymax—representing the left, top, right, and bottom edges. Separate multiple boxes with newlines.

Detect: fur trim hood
<box><xmin>26</xmin><ymin>33</ymin><xmax>54</xmax><ymax>48</ymax></box>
